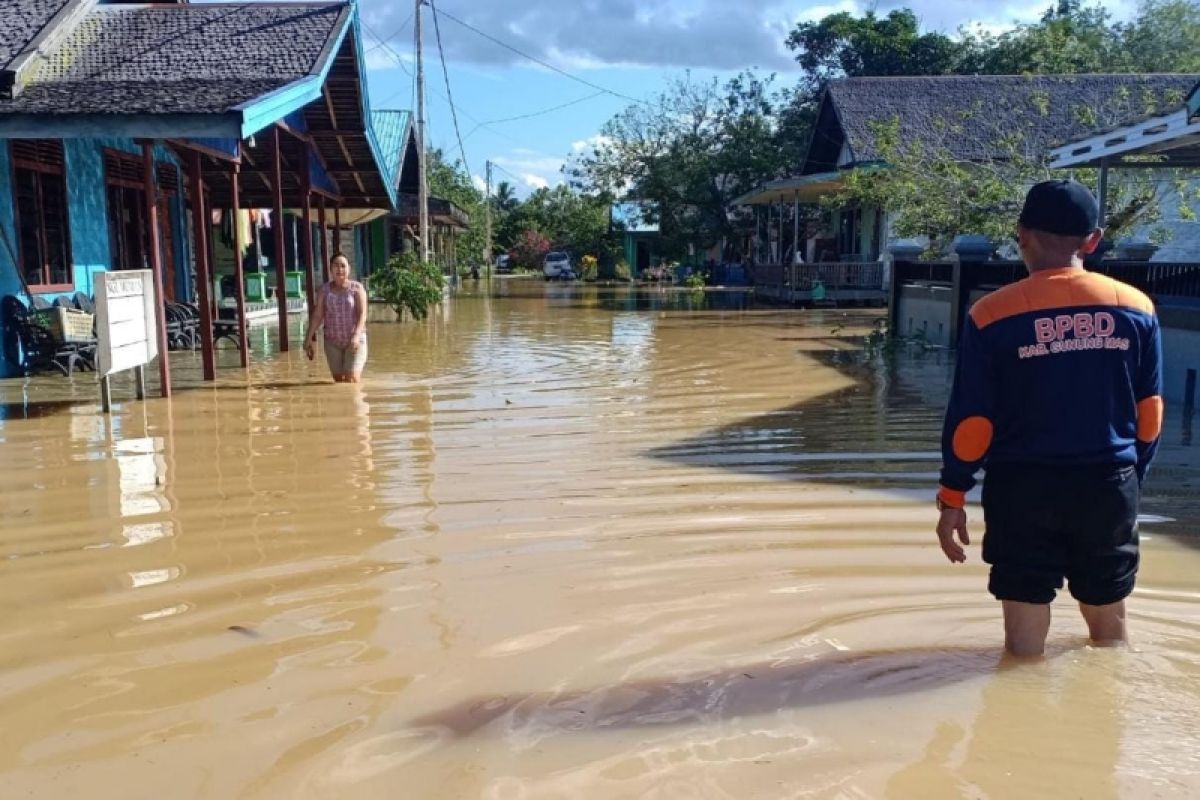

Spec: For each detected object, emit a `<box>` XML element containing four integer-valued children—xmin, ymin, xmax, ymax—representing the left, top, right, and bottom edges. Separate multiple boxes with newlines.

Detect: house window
<box><xmin>105</xmin><ymin>149</ymin><xmax>148</xmax><ymax>270</ymax></box>
<box><xmin>11</xmin><ymin>140</ymin><xmax>72</xmax><ymax>289</ymax></box>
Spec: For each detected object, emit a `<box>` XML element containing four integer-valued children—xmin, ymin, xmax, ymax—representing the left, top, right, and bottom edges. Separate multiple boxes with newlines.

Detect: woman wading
<box><xmin>305</xmin><ymin>254</ymin><xmax>368</xmax><ymax>383</ymax></box>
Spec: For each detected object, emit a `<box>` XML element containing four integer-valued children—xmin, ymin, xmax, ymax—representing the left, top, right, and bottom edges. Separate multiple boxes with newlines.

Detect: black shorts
<box><xmin>981</xmin><ymin>462</ymin><xmax>1140</xmax><ymax>606</ymax></box>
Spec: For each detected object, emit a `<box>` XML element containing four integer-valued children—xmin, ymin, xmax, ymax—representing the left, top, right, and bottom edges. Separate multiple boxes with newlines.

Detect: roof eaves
<box><xmin>232</xmin><ymin>3</ymin><xmax>353</xmax><ymax>139</ymax></box>
<box><xmin>1</xmin><ymin>0</ymin><xmax>97</xmax><ymax>99</ymax></box>
<box><xmin>349</xmin><ymin>6</ymin><xmax>398</xmax><ymax>209</ymax></box>
<box><xmin>797</xmin><ymin>84</ymin><xmax>833</xmax><ymax>176</ymax></box>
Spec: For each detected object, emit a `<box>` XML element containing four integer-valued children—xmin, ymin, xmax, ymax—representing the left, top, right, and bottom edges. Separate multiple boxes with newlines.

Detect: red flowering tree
<box><xmin>511</xmin><ymin>229</ymin><xmax>550</xmax><ymax>270</ymax></box>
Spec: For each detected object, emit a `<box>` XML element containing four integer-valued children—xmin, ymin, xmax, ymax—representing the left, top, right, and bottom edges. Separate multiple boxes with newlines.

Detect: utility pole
<box><xmin>415</xmin><ymin>0</ymin><xmax>431</xmax><ymax>264</ymax></box>
<box><xmin>484</xmin><ymin>160</ymin><xmax>493</xmax><ymax>280</ymax></box>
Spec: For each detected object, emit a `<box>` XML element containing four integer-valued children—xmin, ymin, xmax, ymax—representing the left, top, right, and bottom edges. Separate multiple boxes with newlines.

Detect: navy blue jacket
<box><xmin>938</xmin><ymin>266</ymin><xmax>1163</xmax><ymax>508</ymax></box>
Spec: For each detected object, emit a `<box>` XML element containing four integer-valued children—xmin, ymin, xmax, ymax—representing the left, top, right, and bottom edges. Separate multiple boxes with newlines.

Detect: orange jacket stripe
<box><xmin>969</xmin><ymin>269</ymin><xmax>1155</xmax><ymax>330</ymax></box>
<box><xmin>937</xmin><ymin>486</ymin><xmax>967</xmax><ymax>508</ymax></box>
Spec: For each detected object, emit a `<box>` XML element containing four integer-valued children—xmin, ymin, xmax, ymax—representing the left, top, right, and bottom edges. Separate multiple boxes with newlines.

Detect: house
<box><xmin>0</xmin><ymin>0</ymin><xmax>408</xmax><ymax>387</ymax></box>
<box><xmin>735</xmin><ymin>74</ymin><xmax>1200</xmax><ymax>266</ymax></box>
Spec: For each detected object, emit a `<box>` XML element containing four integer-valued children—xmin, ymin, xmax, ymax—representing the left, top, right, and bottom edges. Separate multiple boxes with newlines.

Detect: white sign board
<box><xmin>96</xmin><ymin>271</ymin><xmax>158</xmax><ymax>409</ymax></box>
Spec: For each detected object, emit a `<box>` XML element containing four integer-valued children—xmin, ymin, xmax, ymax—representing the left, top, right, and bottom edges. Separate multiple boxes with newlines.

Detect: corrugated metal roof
<box><xmin>370</xmin><ymin>109</ymin><xmax>411</xmax><ymax>188</ymax></box>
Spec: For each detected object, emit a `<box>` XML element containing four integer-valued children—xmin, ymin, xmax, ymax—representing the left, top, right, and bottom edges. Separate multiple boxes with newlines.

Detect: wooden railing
<box><xmin>751</xmin><ymin>262</ymin><xmax>885</xmax><ymax>292</ymax></box>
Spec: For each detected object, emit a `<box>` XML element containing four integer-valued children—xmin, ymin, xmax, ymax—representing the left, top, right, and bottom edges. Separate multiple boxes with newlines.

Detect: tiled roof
<box><xmin>0</xmin><ymin>0</ymin><xmax>73</xmax><ymax>70</ymax></box>
<box><xmin>823</xmin><ymin>74</ymin><xmax>1200</xmax><ymax>166</ymax></box>
<box><xmin>9</xmin><ymin>79</ymin><xmax>289</xmax><ymax>114</ymax></box>
<box><xmin>1</xmin><ymin>3</ymin><xmax>347</xmax><ymax>115</ymax></box>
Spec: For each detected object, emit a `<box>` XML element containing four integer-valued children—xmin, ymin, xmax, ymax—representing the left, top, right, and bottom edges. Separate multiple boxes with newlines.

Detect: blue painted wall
<box><xmin>0</xmin><ymin>137</ymin><xmax>189</xmax><ymax>378</ymax></box>
<box><xmin>65</xmin><ymin>140</ymin><xmax>111</xmax><ymax>297</ymax></box>
<box><xmin>0</xmin><ymin>145</ymin><xmax>21</xmax><ymax>377</ymax></box>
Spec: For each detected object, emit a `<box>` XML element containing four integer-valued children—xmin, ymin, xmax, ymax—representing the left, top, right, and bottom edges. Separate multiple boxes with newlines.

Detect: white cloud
<box><xmin>364</xmin><ymin>47</ymin><xmax>405</xmax><ymax>72</ymax></box>
<box><xmin>357</xmin><ymin>0</ymin><xmax>1135</xmax><ymax>71</ymax></box>
<box><xmin>471</xmin><ymin>174</ymin><xmax>487</xmax><ymax>192</ymax></box>
<box><xmin>571</xmin><ymin>134</ymin><xmax>612</xmax><ymax>154</ymax></box>
<box><xmin>490</xmin><ymin>150</ymin><xmax>566</xmax><ymax>194</ymax></box>
<box><xmin>521</xmin><ymin>173</ymin><xmax>550</xmax><ymax>190</ymax></box>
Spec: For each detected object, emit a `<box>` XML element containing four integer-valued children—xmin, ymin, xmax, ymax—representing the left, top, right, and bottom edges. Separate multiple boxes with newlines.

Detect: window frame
<box><xmin>10</xmin><ymin>140</ymin><xmax>74</xmax><ymax>292</ymax></box>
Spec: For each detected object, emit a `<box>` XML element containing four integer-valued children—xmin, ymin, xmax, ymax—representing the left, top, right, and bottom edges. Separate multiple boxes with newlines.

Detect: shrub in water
<box><xmin>369</xmin><ymin>251</ymin><xmax>446</xmax><ymax>320</ymax></box>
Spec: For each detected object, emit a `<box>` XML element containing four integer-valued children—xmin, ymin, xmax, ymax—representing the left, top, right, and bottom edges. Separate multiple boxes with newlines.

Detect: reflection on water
<box><xmin>0</xmin><ymin>281</ymin><xmax>1197</xmax><ymax>798</ymax></box>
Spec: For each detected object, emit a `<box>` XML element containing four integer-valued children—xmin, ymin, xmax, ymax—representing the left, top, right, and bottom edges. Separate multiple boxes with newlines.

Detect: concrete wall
<box><xmin>896</xmin><ymin>284</ymin><xmax>953</xmax><ymax>347</ymax></box>
<box><xmin>1159</xmin><ymin>306</ymin><xmax>1200</xmax><ymax>405</ymax></box>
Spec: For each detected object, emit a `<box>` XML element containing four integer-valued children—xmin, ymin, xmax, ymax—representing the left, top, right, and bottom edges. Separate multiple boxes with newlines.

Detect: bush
<box><xmin>614</xmin><ymin>260</ymin><xmax>632</xmax><ymax>281</ymax></box>
<box><xmin>580</xmin><ymin>255</ymin><xmax>598</xmax><ymax>281</ymax></box>
<box><xmin>369</xmin><ymin>251</ymin><xmax>446</xmax><ymax>320</ymax></box>
<box><xmin>683</xmin><ymin>272</ymin><xmax>706</xmax><ymax>289</ymax></box>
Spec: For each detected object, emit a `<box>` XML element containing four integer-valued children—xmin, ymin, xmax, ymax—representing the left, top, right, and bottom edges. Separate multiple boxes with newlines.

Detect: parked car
<box><xmin>494</xmin><ymin>254</ymin><xmax>513</xmax><ymax>274</ymax></box>
<box><xmin>543</xmin><ymin>251</ymin><xmax>575</xmax><ymax>281</ymax></box>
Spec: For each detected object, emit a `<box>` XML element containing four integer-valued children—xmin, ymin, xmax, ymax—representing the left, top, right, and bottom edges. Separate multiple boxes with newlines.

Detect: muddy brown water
<box><xmin>1</xmin><ymin>281</ymin><xmax>1198</xmax><ymax>799</ymax></box>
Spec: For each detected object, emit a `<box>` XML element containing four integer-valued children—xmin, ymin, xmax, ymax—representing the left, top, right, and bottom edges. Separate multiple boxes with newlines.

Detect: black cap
<box><xmin>1018</xmin><ymin>179</ymin><xmax>1099</xmax><ymax>236</ymax></box>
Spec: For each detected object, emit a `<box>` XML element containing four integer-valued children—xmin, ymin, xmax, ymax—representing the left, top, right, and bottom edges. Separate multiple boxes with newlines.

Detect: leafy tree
<box><xmin>510</xmin><ymin>229</ymin><xmax>550</xmax><ymax>270</ymax></box>
<box><xmin>1115</xmin><ymin>0</ymin><xmax>1200</xmax><ymax>73</ymax></box>
<box><xmin>426</xmin><ymin>148</ymin><xmax>485</xmax><ymax>270</ymax></box>
<box><xmin>786</xmin><ymin>10</ymin><xmax>972</xmax><ymax>92</ymax></box>
<box><xmin>570</xmin><ymin>71</ymin><xmax>786</xmax><ymax>259</ymax></box>
<box><xmin>830</xmin><ymin>88</ymin><xmax>1199</xmax><ymax>251</ymax></box>
<box><xmin>369</xmin><ymin>250</ymin><xmax>445</xmax><ymax>321</ymax></box>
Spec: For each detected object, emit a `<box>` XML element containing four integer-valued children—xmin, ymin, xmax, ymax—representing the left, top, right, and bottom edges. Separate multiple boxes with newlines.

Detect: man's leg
<box><xmin>1078</xmin><ymin>600</ymin><xmax>1127</xmax><ymax>645</ymax></box>
<box><xmin>1002</xmin><ymin>600</ymin><xmax>1051</xmax><ymax>657</ymax></box>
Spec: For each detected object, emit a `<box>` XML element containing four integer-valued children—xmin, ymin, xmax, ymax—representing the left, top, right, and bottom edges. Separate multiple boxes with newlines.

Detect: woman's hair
<box><xmin>330</xmin><ymin>252</ymin><xmax>351</xmax><ymax>267</ymax></box>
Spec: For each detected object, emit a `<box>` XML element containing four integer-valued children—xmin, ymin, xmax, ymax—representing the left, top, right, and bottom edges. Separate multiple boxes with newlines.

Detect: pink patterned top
<box><xmin>320</xmin><ymin>281</ymin><xmax>364</xmax><ymax>347</ymax></box>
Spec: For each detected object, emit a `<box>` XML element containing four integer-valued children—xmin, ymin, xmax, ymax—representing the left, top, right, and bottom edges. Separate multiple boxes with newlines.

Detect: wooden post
<box><xmin>272</xmin><ymin>126</ymin><xmax>290</xmax><ymax>351</ymax></box>
<box><xmin>230</xmin><ymin>157</ymin><xmax>249</xmax><ymax>368</ymax></box>
<box><xmin>141</xmin><ymin>142</ymin><xmax>171</xmax><ymax>398</ymax></box>
<box><xmin>301</xmin><ymin>145</ymin><xmax>316</xmax><ymax>311</ymax></box>
<box><xmin>333</xmin><ymin>204</ymin><xmax>342</xmax><ymax>253</ymax></box>
<box><xmin>187</xmin><ymin>150</ymin><xmax>216</xmax><ymax>381</ymax></box>
<box><xmin>1098</xmin><ymin>157</ymin><xmax>1110</xmax><ymax>228</ymax></box>
<box><xmin>318</xmin><ymin>194</ymin><xmax>329</xmax><ymax>283</ymax></box>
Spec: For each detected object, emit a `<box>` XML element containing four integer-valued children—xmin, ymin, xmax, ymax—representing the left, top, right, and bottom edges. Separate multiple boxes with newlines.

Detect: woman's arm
<box><xmin>351</xmin><ymin>284</ymin><xmax>368</xmax><ymax>346</ymax></box>
<box><xmin>305</xmin><ymin>289</ymin><xmax>325</xmax><ymax>357</ymax></box>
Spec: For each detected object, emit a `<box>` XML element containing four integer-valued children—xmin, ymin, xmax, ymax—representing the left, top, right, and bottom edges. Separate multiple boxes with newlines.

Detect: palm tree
<box><xmin>493</xmin><ymin>181</ymin><xmax>518</xmax><ymax>214</ymax></box>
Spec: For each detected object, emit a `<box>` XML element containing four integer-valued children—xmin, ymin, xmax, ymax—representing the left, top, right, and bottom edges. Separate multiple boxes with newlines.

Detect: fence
<box><xmin>890</xmin><ymin>258</ymin><xmax>1200</xmax><ymax>347</ymax></box>
<box><xmin>750</xmin><ymin>261</ymin><xmax>886</xmax><ymax>303</ymax></box>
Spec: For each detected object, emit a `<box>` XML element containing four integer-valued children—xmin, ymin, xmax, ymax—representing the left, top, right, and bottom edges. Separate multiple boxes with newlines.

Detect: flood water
<box><xmin>1</xmin><ymin>280</ymin><xmax>1198</xmax><ymax>799</ymax></box>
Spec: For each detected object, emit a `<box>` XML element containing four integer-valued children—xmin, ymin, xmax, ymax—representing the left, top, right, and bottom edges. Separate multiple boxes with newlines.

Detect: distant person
<box><xmin>305</xmin><ymin>253</ymin><xmax>368</xmax><ymax>383</ymax></box>
<box><xmin>935</xmin><ymin>179</ymin><xmax>1163</xmax><ymax>657</ymax></box>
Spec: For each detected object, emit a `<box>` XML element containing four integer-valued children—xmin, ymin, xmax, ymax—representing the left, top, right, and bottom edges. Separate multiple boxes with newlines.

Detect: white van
<box><xmin>543</xmin><ymin>251</ymin><xmax>574</xmax><ymax>281</ymax></box>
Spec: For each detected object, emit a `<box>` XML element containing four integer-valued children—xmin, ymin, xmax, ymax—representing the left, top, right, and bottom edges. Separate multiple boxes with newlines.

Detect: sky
<box><xmin>331</xmin><ymin>0</ymin><xmax>1137</xmax><ymax>196</ymax></box>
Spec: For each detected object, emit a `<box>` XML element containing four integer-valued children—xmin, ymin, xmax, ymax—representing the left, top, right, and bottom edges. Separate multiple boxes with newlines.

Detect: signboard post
<box><xmin>95</xmin><ymin>270</ymin><xmax>158</xmax><ymax>413</ymax></box>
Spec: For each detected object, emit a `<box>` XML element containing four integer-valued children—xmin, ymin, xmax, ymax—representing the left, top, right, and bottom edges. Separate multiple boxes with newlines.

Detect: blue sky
<box><xmin>293</xmin><ymin>0</ymin><xmax>1140</xmax><ymax>195</ymax></box>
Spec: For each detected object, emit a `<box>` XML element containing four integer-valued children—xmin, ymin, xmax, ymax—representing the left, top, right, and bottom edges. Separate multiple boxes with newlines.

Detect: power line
<box><xmin>364</xmin><ymin>20</ymin><xmax>525</xmax><ymax>149</ymax></box>
<box><xmin>464</xmin><ymin>90</ymin><xmax>609</xmax><ymax>141</ymax></box>
<box><xmin>364</xmin><ymin>10</ymin><xmax>415</xmax><ymax>54</ymax></box>
<box><xmin>429</xmin><ymin>0</ymin><xmax>471</xmax><ymax>175</ymax></box>
<box><xmin>432</xmin><ymin>7</ymin><xmax>645</xmax><ymax>105</ymax></box>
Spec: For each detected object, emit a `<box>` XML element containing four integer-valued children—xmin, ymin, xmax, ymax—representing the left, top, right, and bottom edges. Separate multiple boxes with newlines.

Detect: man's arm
<box><xmin>938</xmin><ymin>317</ymin><xmax>997</xmax><ymax>508</ymax></box>
<box><xmin>1135</xmin><ymin>315</ymin><xmax>1164</xmax><ymax>482</ymax></box>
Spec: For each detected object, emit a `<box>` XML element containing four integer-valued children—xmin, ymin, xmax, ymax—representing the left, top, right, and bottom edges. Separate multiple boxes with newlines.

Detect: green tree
<box><xmin>831</xmin><ymin>92</ymin><xmax>1198</xmax><ymax>251</ymax></box>
<box><xmin>570</xmin><ymin>71</ymin><xmax>785</xmax><ymax>259</ymax></box>
<box><xmin>426</xmin><ymin>148</ymin><xmax>486</xmax><ymax>271</ymax></box>
<box><xmin>369</xmin><ymin>250</ymin><xmax>446</xmax><ymax>320</ymax></box>
<box><xmin>1116</xmin><ymin>0</ymin><xmax>1200</xmax><ymax>73</ymax></box>
<box><xmin>786</xmin><ymin>9</ymin><xmax>973</xmax><ymax>91</ymax></box>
